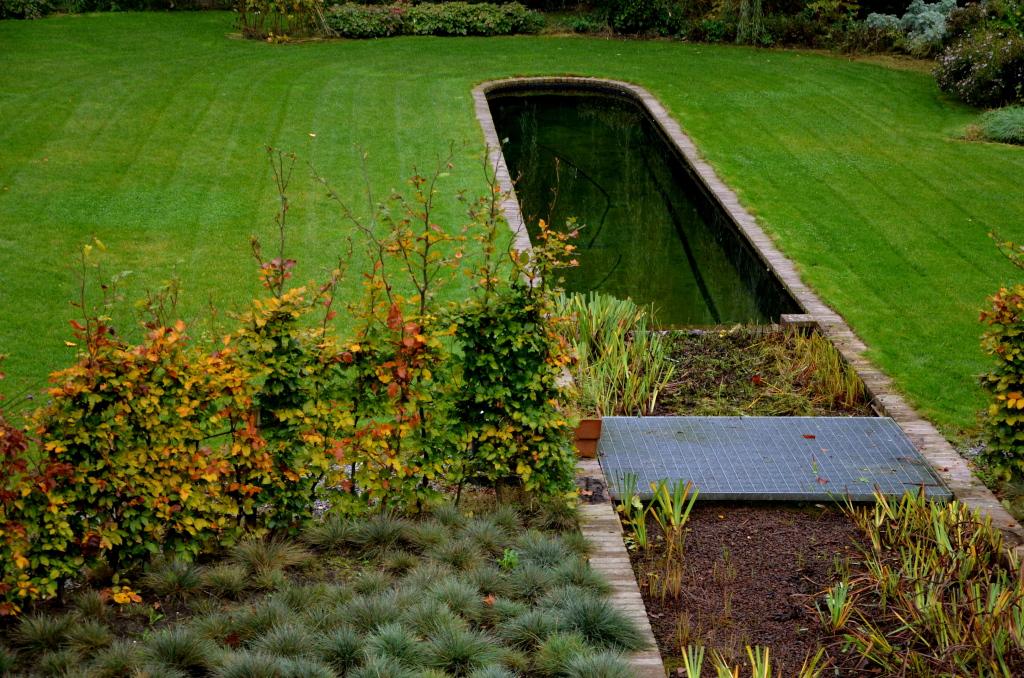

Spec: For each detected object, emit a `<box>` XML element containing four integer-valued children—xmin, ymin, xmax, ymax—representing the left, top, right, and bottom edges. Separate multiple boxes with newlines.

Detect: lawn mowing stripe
<box><xmin>2</xmin><ymin>14</ymin><xmax>1023</xmax><ymax>434</ymax></box>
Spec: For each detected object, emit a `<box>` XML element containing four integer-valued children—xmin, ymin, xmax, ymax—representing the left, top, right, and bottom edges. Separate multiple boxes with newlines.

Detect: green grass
<box><xmin>1</xmin><ymin>13</ymin><xmax>1023</xmax><ymax>432</ymax></box>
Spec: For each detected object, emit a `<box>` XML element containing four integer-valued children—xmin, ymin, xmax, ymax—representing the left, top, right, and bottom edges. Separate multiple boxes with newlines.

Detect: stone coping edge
<box><xmin>577</xmin><ymin>458</ymin><xmax>665</xmax><ymax>678</ymax></box>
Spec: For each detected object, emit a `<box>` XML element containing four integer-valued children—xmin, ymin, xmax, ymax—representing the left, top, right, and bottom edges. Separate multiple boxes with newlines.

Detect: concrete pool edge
<box><xmin>473</xmin><ymin>76</ymin><xmax>1024</xmax><ymax>551</ymax></box>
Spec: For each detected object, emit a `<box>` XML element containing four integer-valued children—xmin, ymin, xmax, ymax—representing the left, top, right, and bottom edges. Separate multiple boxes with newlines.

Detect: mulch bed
<box><xmin>627</xmin><ymin>503</ymin><xmax>865</xmax><ymax>675</ymax></box>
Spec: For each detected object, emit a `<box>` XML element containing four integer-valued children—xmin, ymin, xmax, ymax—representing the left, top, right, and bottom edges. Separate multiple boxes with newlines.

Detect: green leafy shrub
<box><xmin>0</xmin><ymin>0</ymin><xmax>49</xmax><ymax>18</ymax></box>
<box><xmin>452</xmin><ymin>219</ymin><xmax>577</xmax><ymax>499</ymax></box>
<box><xmin>405</xmin><ymin>1</ymin><xmax>543</xmax><ymax>34</ymax></box>
<box><xmin>0</xmin><ymin>156</ymin><xmax>578</xmax><ymax>614</ymax></box>
<box><xmin>936</xmin><ymin>27</ymin><xmax>1024</xmax><ymax>106</ymax></box>
<box><xmin>324</xmin><ymin>2</ymin><xmax>543</xmax><ymax>38</ymax></box>
<box><xmin>978</xmin><ymin>104</ymin><xmax>1024</xmax><ymax>143</ymax></box>
<box><xmin>324</xmin><ymin>3</ymin><xmax>405</xmax><ymax>37</ymax></box>
<box><xmin>601</xmin><ymin>0</ymin><xmax>681</xmax><ymax>34</ymax></box>
<box><xmin>0</xmin><ymin>361</ymin><xmax>79</xmax><ymax>616</ymax></box>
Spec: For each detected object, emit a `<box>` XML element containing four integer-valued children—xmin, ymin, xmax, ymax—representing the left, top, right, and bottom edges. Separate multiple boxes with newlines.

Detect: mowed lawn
<box><xmin>1</xmin><ymin>12</ymin><xmax>1023</xmax><ymax>433</ymax></box>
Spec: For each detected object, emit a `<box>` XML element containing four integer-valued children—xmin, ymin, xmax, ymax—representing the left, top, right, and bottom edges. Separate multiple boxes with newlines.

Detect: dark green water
<box><xmin>489</xmin><ymin>89</ymin><xmax>798</xmax><ymax>326</ymax></box>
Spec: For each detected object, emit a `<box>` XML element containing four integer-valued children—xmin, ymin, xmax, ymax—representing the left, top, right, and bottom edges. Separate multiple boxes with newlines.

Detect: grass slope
<box><xmin>1</xmin><ymin>12</ymin><xmax>1022</xmax><ymax>431</ymax></box>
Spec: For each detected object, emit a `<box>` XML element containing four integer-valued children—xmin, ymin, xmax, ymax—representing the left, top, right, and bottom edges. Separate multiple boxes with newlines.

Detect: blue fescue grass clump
<box><xmin>1</xmin><ymin>503</ymin><xmax>641</xmax><ymax>678</ymax></box>
<box><xmin>978</xmin><ymin>106</ymin><xmax>1024</xmax><ymax>146</ymax></box>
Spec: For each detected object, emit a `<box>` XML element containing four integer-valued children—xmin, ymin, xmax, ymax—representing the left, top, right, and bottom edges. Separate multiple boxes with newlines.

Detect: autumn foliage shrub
<box><xmin>0</xmin><ymin>362</ymin><xmax>79</xmax><ymax>616</ymax></box>
<box><xmin>980</xmin><ymin>288</ymin><xmax>1024</xmax><ymax>478</ymax></box>
<box><xmin>978</xmin><ymin>236</ymin><xmax>1024</xmax><ymax>480</ymax></box>
<box><xmin>0</xmin><ymin>151</ymin><xmax>578</xmax><ymax>615</ymax></box>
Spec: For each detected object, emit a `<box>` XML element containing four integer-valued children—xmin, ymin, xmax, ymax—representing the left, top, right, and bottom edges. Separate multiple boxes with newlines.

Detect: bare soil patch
<box><xmin>628</xmin><ymin>503</ymin><xmax>864</xmax><ymax>674</ymax></box>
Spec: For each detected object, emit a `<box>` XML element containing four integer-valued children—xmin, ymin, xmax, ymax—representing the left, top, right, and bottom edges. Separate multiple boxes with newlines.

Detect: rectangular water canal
<box><xmin>487</xmin><ymin>86</ymin><xmax>799</xmax><ymax>326</ymax></box>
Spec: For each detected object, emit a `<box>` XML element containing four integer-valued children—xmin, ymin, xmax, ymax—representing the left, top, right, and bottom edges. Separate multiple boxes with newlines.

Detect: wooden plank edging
<box><xmin>577</xmin><ymin>458</ymin><xmax>665</xmax><ymax>678</ymax></box>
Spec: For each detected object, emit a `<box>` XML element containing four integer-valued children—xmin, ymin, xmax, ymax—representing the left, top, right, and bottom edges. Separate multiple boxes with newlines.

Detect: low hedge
<box><xmin>325</xmin><ymin>1</ymin><xmax>544</xmax><ymax>37</ymax></box>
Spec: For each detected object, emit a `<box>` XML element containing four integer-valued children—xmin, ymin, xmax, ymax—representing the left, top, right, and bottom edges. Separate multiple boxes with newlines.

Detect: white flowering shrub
<box><xmin>936</xmin><ymin>26</ymin><xmax>1024</xmax><ymax>105</ymax></box>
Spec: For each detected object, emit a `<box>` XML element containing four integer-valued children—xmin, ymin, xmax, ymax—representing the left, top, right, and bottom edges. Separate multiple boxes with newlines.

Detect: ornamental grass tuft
<box><xmin>460</xmin><ymin>518</ymin><xmax>512</xmax><ymax>557</ymax></box>
<box><xmin>249</xmin><ymin>623</ymin><xmax>318</xmax><ymax>659</ymax></box>
<box><xmin>142</xmin><ymin>626</ymin><xmax>220</xmax><ymax>673</ymax></box>
<box><xmin>564</xmin><ymin>650</ymin><xmax>633</xmax><ymax>678</ymax></box>
<box><xmin>87</xmin><ymin>639</ymin><xmax>144</xmax><ymax>678</ymax></box>
<box><xmin>12</xmin><ymin>613</ymin><xmax>72</xmax><ymax>654</ymax></box>
<box><xmin>399</xmin><ymin>599</ymin><xmax>468</xmax><ymax>637</ymax></box>
<box><xmin>978</xmin><ymin>106</ymin><xmax>1024</xmax><ymax>145</ymax></box>
<box><xmin>428</xmin><ymin>538</ymin><xmax>485</xmax><ymax>572</ymax></box>
<box><xmin>427</xmin><ymin>575</ymin><xmax>485</xmax><ymax>621</ymax></box>
<box><xmin>516</xmin><ymin>531</ymin><xmax>570</xmax><ymax>569</ymax></box>
<box><xmin>507</xmin><ymin>562</ymin><xmax>554</xmax><ymax>603</ymax></box>
<box><xmin>552</xmin><ymin>557</ymin><xmax>610</xmax><ymax>595</ymax></box>
<box><xmin>303</xmin><ymin>514</ymin><xmax>359</xmax><ymax>552</ymax></box>
<box><xmin>364</xmin><ymin>623</ymin><xmax>425</xmax><ymax>668</ymax></box>
<box><xmin>143</xmin><ymin>558</ymin><xmax>205</xmax><ymax>600</ymax></box>
<box><xmin>349</xmin><ymin>655</ymin><xmax>418</xmax><ymax>678</ymax></box>
<box><xmin>316</xmin><ymin>625</ymin><xmax>363</xmax><ymax>674</ymax></box>
<box><xmin>230</xmin><ymin>538</ymin><xmax>313</xmax><ymax>576</ymax></box>
<box><xmin>497</xmin><ymin>609</ymin><xmax>564</xmax><ymax>650</ymax></box>
<box><xmin>560</xmin><ymin>595</ymin><xmax>648</xmax><ymax>651</ymax></box>
<box><xmin>343</xmin><ymin>591</ymin><xmax>404</xmax><ymax>633</ymax></box>
<box><xmin>534</xmin><ymin>632</ymin><xmax>590</xmax><ymax>677</ymax></box>
<box><xmin>352</xmin><ymin>514</ymin><xmax>414</xmax><ymax>554</ymax></box>
<box><xmin>66</xmin><ymin>617</ymin><xmax>114</xmax><ymax>656</ymax></box>
<box><xmin>202</xmin><ymin>563</ymin><xmax>250</xmax><ymax>600</ymax></box>
<box><xmin>423</xmin><ymin>626</ymin><xmax>503</xmax><ymax>677</ymax></box>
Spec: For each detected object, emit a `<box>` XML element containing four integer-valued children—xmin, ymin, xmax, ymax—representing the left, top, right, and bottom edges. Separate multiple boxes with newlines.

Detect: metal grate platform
<box><xmin>599</xmin><ymin>416</ymin><xmax>951</xmax><ymax>502</ymax></box>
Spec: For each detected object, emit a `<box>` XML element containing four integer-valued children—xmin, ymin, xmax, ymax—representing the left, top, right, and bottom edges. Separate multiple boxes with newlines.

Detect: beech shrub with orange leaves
<box><xmin>980</xmin><ymin>283</ymin><xmax>1024</xmax><ymax>479</ymax></box>
<box><xmin>0</xmin><ymin>153</ymin><xmax>579</xmax><ymax>615</ymax></box>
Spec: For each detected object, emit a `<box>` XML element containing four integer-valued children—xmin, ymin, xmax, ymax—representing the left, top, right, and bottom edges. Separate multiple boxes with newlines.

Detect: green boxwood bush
<box><xmin>324</xmin><ymin>2</ymin><xmax>543</xmax><ymax>37</ymax></box>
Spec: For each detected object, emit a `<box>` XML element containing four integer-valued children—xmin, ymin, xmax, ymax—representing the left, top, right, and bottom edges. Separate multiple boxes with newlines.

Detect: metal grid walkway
<box><xmin>599</xmin><ymin>416</ymin><xmax>951</xmax><ymax>502</ymax></box>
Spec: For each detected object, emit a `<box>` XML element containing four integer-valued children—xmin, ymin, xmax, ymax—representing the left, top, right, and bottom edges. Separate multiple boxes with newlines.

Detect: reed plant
<box><xmin>680</xmin><ymin>644</ymin><xmax>828</xmax><ymax>677</ymax></box>
<box><xmin>613</xmin><ymin>472</ymin><xmax>649</xmax><ymax>551</ymax></box>
<box><xmin>557</xmin><ymin>293</ymin><xmax>675</xmax><ymax>416</ymax></box>
<box><xmin>649</xmin><ymin>479</ymin><xmax>698</xmax><ymax>562</ymax></box>
<box><xmin>784</xmin><ymin>329</ymin><xmax>864</xmax><ymax>410</ymax></box>
<box><xmin>823</xmin><ymin>490</ymin><xmax>1024</xmax><ymax>676</ymax></box>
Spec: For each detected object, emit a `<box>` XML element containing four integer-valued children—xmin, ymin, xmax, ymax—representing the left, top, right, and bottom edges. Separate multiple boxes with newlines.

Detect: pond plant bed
<box><xmin>627</xmin><ymin>504</ymin><xmax>861</xmax><ymax>675</ymax></box>
<box><xmin>615</xmin><ymin>490</ymin><xmax>1024</xmax><ymax>676</ymax></box>
<box><xmin>656</xmin><ymin>327</ymin><xmax>872</xmax><ymax>418</ymax></box>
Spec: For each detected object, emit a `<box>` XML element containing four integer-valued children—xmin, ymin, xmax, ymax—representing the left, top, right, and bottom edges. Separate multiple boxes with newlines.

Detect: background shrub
<box><xmin>600</xmin><ymin>0</ymin><xmax>682</xmax><ymax>34</ymax></box>
<box><xmin>324</xmin><ymin>2</ymin><xmax>543</xmax><ymax>37</ymax></box>
<box><xmin>935</xmin><ymin>26</ymin><xmax>1024</xmax><ymax>106</ymax></box>
<box><xmin>326</xmin><ymin>3</ymin><xmax>405</xmax><ymax>37</ymax></box>
<box><xmin>0</xmin><ymin>0</ymin><xmax>49</xmax><ymax>18</ymax></box>
<box><xmin>866</xmin><ymin>0</ymin><xmax>956</xmax><ymax>54</ymax></box>
<box><xmin>237</xmin><ymin>0</ymin><xmax>327</xmax><ymax>39</ymax></box>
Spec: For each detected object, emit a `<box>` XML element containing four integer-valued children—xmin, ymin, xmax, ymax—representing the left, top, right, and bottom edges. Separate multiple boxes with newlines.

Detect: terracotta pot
<box><xmin>574</xmin><ymin>418</ymin><xmax>602</xmax><ymax>458</ymax></box>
